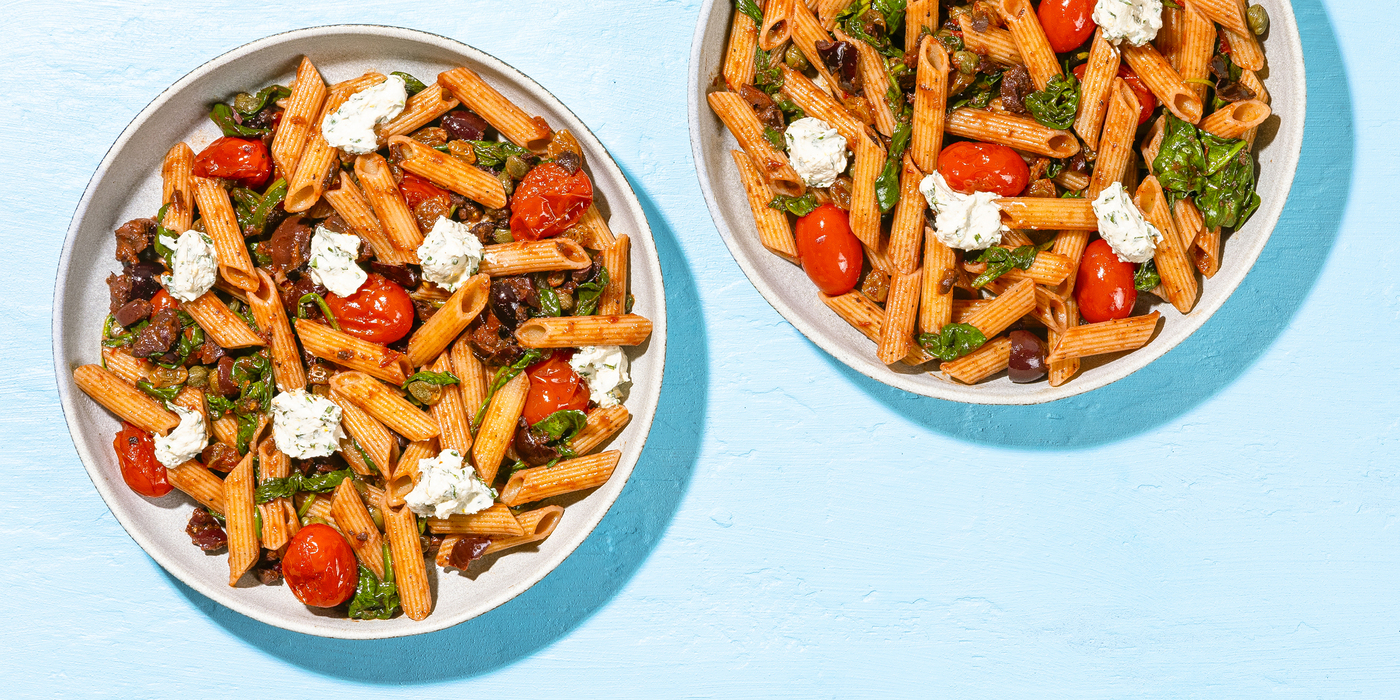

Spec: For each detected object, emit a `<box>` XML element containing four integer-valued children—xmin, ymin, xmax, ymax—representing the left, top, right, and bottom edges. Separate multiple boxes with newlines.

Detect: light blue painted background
<box><xmin>1</xmin><ymin>0</ymin><xmax>1394</xmax><ymax>696</ymax></box>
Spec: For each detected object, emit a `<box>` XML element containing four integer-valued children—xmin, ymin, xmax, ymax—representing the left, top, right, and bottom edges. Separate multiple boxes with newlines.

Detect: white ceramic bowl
<box><xmin>53</xmin><ymin>25</ymin><xmax>666</xmax><ymax>639</ymax></box>
<box><xmin>688</xmin><ymin>2</ymin><xmax>1304</xmax><ymax>404</ymax></box>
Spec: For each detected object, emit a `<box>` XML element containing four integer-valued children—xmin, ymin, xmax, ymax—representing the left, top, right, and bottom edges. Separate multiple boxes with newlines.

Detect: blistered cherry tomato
<box><xmin>193</xmin><ymin>137</ymin><xmax>271</xmax><ymax>189</ymax></box>
<box><xmin>149</xmin><ymin>289</ymin><xmax>178</xmax><ymax>315</ymax></box>
<box><xmin>282</xmin><ymin>524</ymin><xmax>358</xmax><ymax>608</ymax></box>
<box><xmin>1038</xmin><ymin>0</ymin><xmax>1096</xmax><ymax>53</ymax></box>
<box><xmin>522</xmin><ymin>352</ymin><xmax>590</xmax><ymax>425</ymax></box>
<box><xmin>509</xmin><ymin>163</ymin><xmax>593</xmax><ymax>241</ymax></box>
<box><xmin>938</xmin><ymin>142</ymin><xmax>1031</xmax><ymax>197</ymax></box>
<box><xmin>1073</xmin><ymin>64</ymin><xmax>1157</xmax><ymax>126</ymax></box>
<box><xmin>1075</xmin><ymin>239</ymin><xmax>1138</xmax><ymax>323</ymax></box>
<box><xmin>325</xmin><ymin>273</ymin><xmax>414</xmax><ymax>344</ymax></box>
<box><xmin>112</xmin><ymin>422</ymin><xmax>172</xmax><ymax>498</ymax></box>
<box><xmin>399</xmin><ymin>172</ymin><xmax>451</xmax><ymax>211</ymax></box>
<box><xmin>793</xmin><ymin>203</ymin><xmax>863</xmax><ymax>295</ymax></box>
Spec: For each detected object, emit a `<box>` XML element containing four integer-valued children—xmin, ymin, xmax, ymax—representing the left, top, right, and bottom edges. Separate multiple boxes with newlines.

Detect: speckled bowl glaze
<box><xmin>53</xmin><ymin>25</ymin><xmax>666</xmax><ymax>639</ymax></box>
<box><xmin>688</xmin><ymin>1</ymin><xmax>1304</xmax><ymax>404</ymax></box>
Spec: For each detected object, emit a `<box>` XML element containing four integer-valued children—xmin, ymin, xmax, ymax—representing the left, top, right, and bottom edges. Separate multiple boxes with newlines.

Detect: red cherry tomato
<box><xmin>1075</xmin><ymin>239</ymin><xmax>1138</xmax><ymax>323</ymax></box>
<box><xmin>112</xmin><ymin>422</ymin><xmax>173</xmax><ymax>498</ymax></box>
<box><xmin>1073</xmin><ymin>64</ymin><xmax>1158</xmax><ymax>126</ymax></box>
<box><xmin>150</xmin><ymin>289</ymin><xmax>178</xmax><ymax>314</ymax></box>
<box><xmin>282</xmin><ymin>524</ymin><xmax>358</xmax><ymax>608</ymax></box>
<box><xmin>193</xmin><ymin>137</ymin><xmax>271</xmax><ymax>189</ymax></box>
<box><xmin>399</xmin><ymin>172</ymin><xmax>450</xmax><ymax>211</ymax></box>
<box><xmin>793</xmin><ymin>204</ymin><xmax>863</xmax><ymax>296</ymax></box>
<box><xmin>1038</xmin><ymin>0</ymin><xmax>1096</xmax><ymax>53</ymax></box>
<box><xmin>509</xmin><ymin>163</ymin><xmax>593</xmax><ymax>241</ymax></box>
<box><xmin>324</xmin><ymin>273</ymin><xmax>414</xmax><ymax>344</ymax></box>
<box><xmin>938</xmin><ymin>142</ymin><xmax>1031</xmax><ymax>197</ymax></box>
<box><xmin>522</xmin><ymin>352</ymin><xmax>590</xmax><ymax>425</ymax></box>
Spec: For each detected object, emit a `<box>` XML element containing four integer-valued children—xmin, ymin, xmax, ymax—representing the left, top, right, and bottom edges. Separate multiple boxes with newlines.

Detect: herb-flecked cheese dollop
<box><xmin>321</xmin><ymin>74</ymin><xmax>407</xmax><ymax>155</ymax></box>
<box><xmin>417</xmin><ymin>216</ymin><xmax>484</xmax><ymax>292</ymax></box>
<box><xmin>1092</xmin><ymin>182</ymin><xmax>1163</xmax><ymax>263</ymax></box>
<box><xmin>270</xmin><ymin>388</ymin><xmax>344</xmax><ymax>459</ymax></box>
<box><xmin>153</xmin><ymin>405</ymin><xmax>208</xmax><ymax>469</ymax></box>
<box><xmin>308</xmin><ymin>226</ymin><xmax>367</xmax><ymax>297</ymax></box>
<box><xmin>784</xmin><ymin>117</ymin><xmax>849</xmax><ymax>188</ymax></box>
<box><xmin>919</xmin><ymin>172</ymin><xmax>1008</xmax><ymax>251</ymax></box>
<box><xmin>161</xmin><ymin>230</ymin><xmax>219</xmax><ymax>303</ymax></box>
<box><xmin>404</xmin><ymin>449</ymin><xmax>495</xmax><ymax>519</ymax></box>
<box><xmin>1093</xmin><ymin>0</ymin><xmax>1164</xmax><ymax>46</ymax></box>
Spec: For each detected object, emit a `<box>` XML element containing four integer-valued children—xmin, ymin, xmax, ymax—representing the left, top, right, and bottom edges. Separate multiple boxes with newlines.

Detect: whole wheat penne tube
<box><xmin>223</xmin><ymin>454</ymin><xmax>258</xmax><ymax>586</ymax></box>
<box><xmin>1157</xmin><ymin>5</ymin><xmax>1183</xmax><ymax>66</ymax></box>
<box><xmin>759</xmin><ymin>0</ymin><xmax>794</xmax><ymax>50</ymax></box>
<box><xmin>472</xmin><ymin>372</ymin><xmax>528</xmax><ymax>484</ymax></box>
<box><xmin>355</xmin><ymin>153</ymin><xmax>423</xmax><ymax>258</ymax></box>
<box><xmin>1000</xmin><ymin>229</ymin><xmax>1034</xmax><ymax>248</ymax></box>
<box><xmin>475</xmin><ymin>506</ymin><xmax>564</xmax><ymax>556</ymax></box>
<box><xmin>997</xmin><ymin>250</ymin><xmax>1075</xmax><ymax>286</ymax></box>
<box><xmin>732</xmin><ymin>150</ymin><xmax>800</xmax><ymax>263</ymax></box>
<box><xmin>299</xmin><ymin>492</ymin><xmax>337</xmax><ymax>526</ymax></box>
<box><xmin>438</xmin><ymin>67</ymin><xmax>552</xmax><ymax>152</ymax></box>
<box><xmin>561</xmin><ymin>204</ymin><xmax>617</xmax><ymax>250</ymax></box>
<box><xmin>905</xmin><ymin>0</ymin><xmax>938</xmax><ymax>52</ymax></box>
<box><xmin>1088</xmin><ymin>79</ymin><xmax>1143</xmax><ymax>200</ymax></box>
<box><xmin>707</xmin><ymin>91</ymin><xmax>804</xmax><ymax>197</ymax></box>
<box><xmin>877</xmin><ymin>269</ymin><xmax>923</xmax><ymax>365</ymax></box>
<box><xmin>515</xmin><ymin>315</ymin><xmax>652</xmax><ymax>348</ymax></box>
<box><xmin>888</xmin><ymin>156</ymin><xmax>926</xmax><ymax>274</ymax></box>
<box><xmin>450</xmin><ymin>336</ymin><xmax>488</xmax><ymax>416</ymax></box>
<box><xmin>331</xmin><ymin>478</ymin><xmax>386</xmax><ymax>580</ymax></box>
<box><xmin>777</xmin><ymin>66</ymin><xmax>865</xmax><ymax>147</ymax></box>
<box><xmin>951</xmin><ymin>299</ymin><xmax>993</xmax><ymax>323</ymax></box>
<box><xmin>167</xmin><ymin>460</ymin><xmax>225</xmax><ymax>514</ymax></box>
<box><xmin>296</xmin><ymin>319</ymin><xmax>410</xmax><ymax>384</ymax></box>
<box><xmin>101</xmin><ymin>346</ymin><xmax>154</xmax><ymax>384</ymax></box>
<box><xmin>963</xmin><ymin>278</ymin><xmax>1035</xmax><ymax>339</ymax></box>
<box><xmin>571</xmin><ymin>405</ymin><xmax>631</xmax><ymax>455</ymax></box>
<box><xmin>722</xmin><ymin>5</ymin><xmax>759</xmax><ymax>90</ymax></box>
<box><xmin>324</xmin><ymin>171</ymin><xmax>404</xmax><ymax>265</ymax></box>
<box><xmin>1074</xmin><ymin>29</ymin><xmax>1122</xmax><ymax>150</ymax></box>
<box><xmin>1199</xmin><ymin>99</ymin><xmax>1271</xmax><ymax>139</ymax></box>
<box><xmin>1054</xmin><ymin>169</ymin><xmax>1092</xmax><ymax>193</ymax></box>
<box><xmin>996</xmin><ymin>197</ymin><xmax>1097</xmax><ymax>229</ymax></box>
<box><xmin>406</xmin><ymin>273</ymin><xmax>489</xmax><ymax>367</ymax></box>
<box><xmin>941</xmin><ymin>335</ymin><xmax>1012</xmax><ymax>383</ymax></box>
<box><xmin>1178</xmin><ymin>6</ymin><xmax>1215</xmax><ymax>102</ymax></box>
<box><xmin>1136</xmin><ymin>176</ymin><xmax>1199</xmax><ymax>313</ymax></box>
<box><xmin>1222</xmin><ymin>23</ymin><xmax>1265</xmax><ymax>72</ymax></box>
<box><xmin>210</xmin><ymin>414</ymin><xmax>240</xmax><ymax>450</ymax></box>
<box><xmin>384</xmin><ymin>504</ymin><xmax>431</xmax><ymax>620</ymax></box>
<box><xmin>819</xmin><ymin>291</ymin><xmax>933</xmax><ymax>366</ymax></box>
<box><xmin>919</xmin><ymin>231</ymin><xmax>956</xmax><ymax>333</ymax></box>
<box><xmin>386</xmin><ymin>439</ymin><xmax>437</xmax><ymax>507</ymax></box>
<box><xmin>847</xmin><ymin>33</ymin><xmax>896</xmax><ymax>136</ymax></box>
<box><xmin>1239</xmin><ymin>69</ymin><xmax>1269</xmax><ymax>148</ymax></box>
<box><xmin>330</xmin><ymin>389</ymin><xmax>397</xmax><ymax>478</ymax></box>
<box><xmin>248</xmin><ymin>270</ymin><xmax>305</xmax><ymax>391</ymax></box>
<box><xmin>981</xmin><ymin>276</ymin><xmax>1066</xmax><ymax>334</ymax></box>
<box><xmin>270</xmin><ymin>57</ymin><xmax>327</xmax><ymax>178</ymax></box>
<box><xmin>958</xmin><ymin>14</ymin><xmax>1023</xmax><ymax>66</ymax></box>
<box><xmin>1140</xmin><ymin>115</ymin><xmax>1167</xmax><ymax>175</ymax></box>
<box><xmin>789</xmin><ymin>0</ymin><xmax>843</xmax><ymax>100</ymax></box>
<box><xmin>1046</xmin><ymin>297</ymin><xmax>1080</xmax><ymax>385</ymax></box>
<box><xmin>599</xmin><ymin>235</ymin><xmax>630</xmax><ymax>316</ymax></box>
<box><xmin>911</xmin><ymin>37</ymin><xmax>948</xmax><ymax>174</ymax></box>
<box><xmin>427</xmin><ymin>504</ymin><xmax>525</xmax><ymax>537</ymax></box>
<box><xmin>500</xmin><ymin>451</ymin><xmax>621</xmax><ymax>506</ymax></box>
<box><xmin>191</xmin><ymin>176</ymin><xmax>259</xmax><ymax>291</ymax></box>
<box><xmin>286</xmin><ymin>72</ymin><xmax>385</xmax><ymax>212</ymax></box>
<box><xmin>160</xmin><ymin>143</ymin><xmax>195</xmax><ymax>232</ymax></box>
<box><xmin>817</xmin><ymin>0</ymin><xmax>853</xmax><ymax>30</ymax></box>
<box><xmin>256</xmin><ymin>439</ymin><xmax>297</xmax><ymax>550</ymax></box>
<box><xmin>478</xmin><ymin>239</ymin><xmax>591</xmax><ymax>277</ymax></box>
<box><xmin>72</xmin><ymin>365</ymin><xmax>179</xmax><ymax>435</ymax></box>
<box><xmin>181</xmin><ymin>292</ymin><xmax>266</xmax><ymax>349</ymax></box>
<box><xmin>329</xmin><ymin>371</ymin><xmax>441</xmax><ymax>441</ymax></box>
<box><xmin>1193</xmin><ymin>225</ymin><xmax>1222</xmax><ymax>278</ymax></box>
<box><xmin>946</xmin><ymin>109</ymin><xmax>1080</xmax><ymax>158</ymax></box>
<box><xmin>848</xmin><ymin>134</ymin><xmax>885</xmax><ymax>248</ymax></box>
<box><xmin>376</xmin><ymin>83</ymin><xmax>460</xmax><ymax>144</ymax></box>
<box><xmin>1047</xmin><ymin>312</ymin><xmax>1161</xmax><ymax>362</ymax></box>
<box><xmin>1121</xmin><ymin>42</ymin><xmax>1203</xmax><ymax>124</ymax></box>
<box><xmin>1185</xmin><ymin>0</ymin><xmax>1250</xmax><ymax>35</ymax></box>
<box><xmin>390</xmin><ymin>136</ymin><xmax>508</xmax><ymax>210</ymax></box>
<box><xmin>996</xmin><ymin>0</ymin><xmax>1061</xmax><ymax>89</ymax></box>
<box><xmin>426</xmin><ymin>352</ymin><xmax>472</xmax><ymax>456</ymax></box>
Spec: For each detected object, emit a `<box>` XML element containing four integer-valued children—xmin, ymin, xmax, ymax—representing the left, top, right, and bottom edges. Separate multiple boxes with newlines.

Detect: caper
<box><xmin>150</xmin><ymin>365</ymin><xmax>188</xmax><ymax>388</ymax></box>
<box><xmin>557</xmin><ymin>290</ymin><xmax>575</xmax><ymax>312</ymax></box>
<box><xmin>446</xmin><ymin>139</ymin><xmax>476</xmax><ymax>164</ymax></box>
<box><xmin>504</xmin><ymin>155</ymin><xmax>530</xmax><ymax>180</ymax></box>
<box><xmin>953</xmin><ymin>50</ymin><xmax>981</xmax><ymax>75</ymax></box>
<box><xmin>494</xmin><ymin>228</ymin><xmax>514</xmax><ymax>244</ymax></box>
<box><xmin>784</xmin><ymin>45</ymin><xmax>811</xmax><ymax>72</ymax></box>
<box><xmin>407</xmin><ymin>380</ymin><xmax>443</xmax><ymax>406</ymax></box>
<box><xmin>232</xmin><ymin>92</ymin><xmax>259</xmax><ymax>114</ymax></box>
<box><xmin>498</xmin><ymin>170</ymin><xmax>515</xmax><ymax>196</ymax></box>
<box><xmin>186</xmin><ymin>365</ymin><xmax>209</xmax><ymax>388</ymax></box>
<box><xmin>1246</xmin><ymin>4</ymin><xmax>1269</xmax><ymax>35</ymax></box>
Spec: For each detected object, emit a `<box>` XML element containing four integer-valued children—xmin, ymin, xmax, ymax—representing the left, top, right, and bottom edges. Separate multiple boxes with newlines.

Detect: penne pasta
<box><xmin>599</xmin><ymin>234</ymin><xmax>630</xmax><ymax>316</ymax></box>
<box><xmin>1136</xmin><ymin>176</ymin><xmax>1199</xmax><ymax>314</ymax></box>
<box><xmin>995</xmin><ymin>0</ymin><xmax>1061</xmax><ymax>90</ymax></box>
<box><xmin>848</xmin><ymin>134</ymin><xmax>886</xmax><ymax>248</ymax></box>
<box><xmin>1199</xmin><ymin>99</ymin><xmax>1271</xmax><ymax>140</ymax></box>
<box><xmin>942</xmin><ymin>336</ymin><xmax>1013</xmax><ymax>384</ymax></box>
<box><xmin>758</xmin><ymin>0</ymin><xmax>794</xmax><ymax>51</ymax></box>
<box><xmin>182</xmin><ymin>292</ymin><xmax>266</xmax><ymax>349</ymax></box>
<box><xmin>778</xmin><ymin>66</ymin><xmax>865</xmax><ymax>148</ymax></box>
<box><xmin>789</xmin><ymin>0</ymin><xmax>843</xmax><ymax>99</ymax></box>
<box><xmin>191</xmin><ymin>176</ymin><xmax>259</xmax><ymax>291</ymax></box>
<box><xmin>877</xmin><ymin>268</ymin><xmax>922</xmax><ymax>365</ymax></box>
<box><xmin>405</xmin><ymin>273</ymin><xmax>489</xmax><ymax>367</ymax></box>
<box><xmin>887</xmin><ymin>155</ymin><xmax>926</xmax><ymax>274</ymax></box>
<box><xmin>389</xmin><ymin>135</ymin><xmax>508</xmax><ymax>209</ymax></box>
<box><xmin>330</xmin><ymin>389</ymin><xmax>397</xmax><ymax>478</ymax></box>
<box><xmin>707</xmin><ymin>90</ymin><xmax>804</xmax><ymax>197</ymax></box>
<box><xmin>722</xmin><ymin>4</ymin><xmax>759</xmax><ymax>90</ymax></box>
<box><xmin>1073</xmin><ymin>29</ymin><xmax>1122</xmax><ymax>150</ymax></box>
<box><xmin>270</xmin><ymin>57</ymin><xmax>327</xmax><ymax>178</ymax></box>
<box><xmin>732</xmin><ymin>149</ymin><xmax>800</xmax><ymax>263</ymax></box>
<box><xmin>820</xmin><ymin>291</ymin><xmax>933</xmax><ymax>366</ymax></box>
<box><xmin>1121</xmin><ymin>42</ymin><xmax>1203</xmax><ymax>124</ymax></box>
<box><xmin>478</xmin><ymin>239</ymin><xmax>592</xmax><ymax>277</ymax></box>
<box><xmin>1047</xmin><ymin>312</ymin><xmax>1161</xmax><ymax>362</ymax></box>
<box><xmin>329</xmin><ymin>371</ymin><xmax>441</xmax><ymax>441</ymax></box>
<box><xmin>101</xmin><ymin>346</ymin><xmax>153</xmax><ymax>384</ymax></box>
<box><xmin>561</xmin><ymin>204</ymin><xmax>617</xmax><ymax>250</ymax></box>
<box><xmin>331</xmin><ymin>478</ymin><xmax>386</xmax><ymax>580</ymax></box>
<box><xmin>223</xmin><ymin>454</ymin><xmax>259</xmax><ymax>586</ymax></box>
<box><xmin>248</xmin><ymin>270</ymin><xmax>306</xmax><ymax>392</ymax></box>
<box><xmin>295</xmin><ymin>319</ymin><xmax>410</xmax><ymax>385</ymax></box>
<box><xmin>1088</xmin><ymin>79</ymin><xmax>1143</xmax><ymax>200</ymax></box>
<box><xmin>904</xmin><ymin>0</ymin><xmax>939</xmax><ymax>53</ymax></box>
<box><xmin>848</xmin><ymin>32</ymin><xmax>897</xmax><ymax>136</ymax></box>
<box><xmin>918</xmin><ymin>230</ymin><xmax>956</xmax><ymax>333</ymax></box>
<box><xmin>355</xmin><ymin>153</ymin><xmax>423</xmax><ymax>259</ymax></box>
<box><xmin>571</xmin><ymin>405</ymin><xmax>631</xmax><ymax>455</ymax></box>
<box><xmin>386</xmin><ymin>439</ymin><xmax>437</xmax><ymax>507</ymax></box>
<box><xmin>958</xmin><ymin>15</ymin><xmax>1024</xmax><ymax>66</ymax></box>
<box><xmin>438</xmin><ymin>66</ymin><xmax>552</xmax><ymax>152</ymax></box>
<box><xmin>376</xmin><ymin>83</ymin><xmax>460</xmax><ymax>144</ymax></box>
<box><xmin>286</xmin><ymin>72</ymin><xmax>385</xmax><ymax>212</ymax></box>
<box><xmin>475</xmin><ymin>505</ymin><xmax>565</xmax><ymax>557</ymax></box>
<box><xmin>72</xmin><ymin>365</ymin><xmax>179</xmax><ymax>435</ymax></box>
<box><xmin>450</xmin><ymin>336</ymin><xmax>488</xmax><ymax>417</ymax></box>
<box><xmin>167</xmin><ymin>459</ymin><xmax>225</xmax><ymax>515</ymax></box>
<box><xmin>426</xmin><ymin>352</ymin><xmax>473</xmax><ymax>456</ymax></box>
<box><xmin>910</xmin><ymin>36</ymin><xmax>948</xmax><ymax>175</ymax></box>
<box><xmin>324</xmin><ymin>170</ymin><xmax>405</xmax><ymax>265</ymax></box>
<box><xmin>1179</xmin><ymin>6</ymin><xmax>1216</xmax><ymax>102</ymax></box>
<box><xmin>384</xmin><ymin>504</ymin><xmax>432</xmax><ymax>620</ymax></box>
<box><xmin>945</xmin><ymin>108</ymin><xmax>1080</xmax><ymax>158</ymax></box>
<box><xmin>996</xmin><ymin>197</ymin><xmax>1097</xmax><ymax>230</ymax></box>
<box><xmin>426</xmin><ymin>504</ymin><xmax>524</xmax><ymax>537</ymax></box>
<box><xmin>471</xmin><ymin>372</ymin><xmax>528</xmax><ymax>484</ymax></box>
<box><xmin>499</xmin><ymin>451</ymin><xmax>622</xmax><ymax>507</ymax></box>
<box><xmin>160</xmin><ymin>143</ymin><xmax>194</xmax><ymax>232</ymax></box>
<box><xmin>963</xmin><ymin>278</ymin><xmax>1035</xmax><ymax>339</ymax></box>
<box><xmin>515</xmin><ymin>315</ymin><xmax>653</xmax><ymax>348</ymax></box>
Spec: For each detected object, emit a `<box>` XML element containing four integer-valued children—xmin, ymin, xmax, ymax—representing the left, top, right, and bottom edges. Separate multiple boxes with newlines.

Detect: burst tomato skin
<box><xmin>324</xmin><ymin>273</ymin><xmax>415</xmax><ymax>345</ymax></box>
<box><xmin>1075</xmin><ymin>239</ymin><xmax>1138</xmax><ymax>323</ymax></box>
<box><xmin>793</xmin><ymin>204</ymin><xmax>863</xmax><ymax>296</ymax></box>
<box><xmin>522</xmin><ymin>352</ymin><xmax>590</xmax><ymax>425</ymax></box>
<box><xmin>1072</xmin><ymin>63</ymin><xmax>1158</xmax><ymax>126</ymax></box>
<box><xmin>282</xmin><ymin>524</ymin><xmax>358</xmax><ymax>608</ymax></box>
<box><xmin>150</xmin><ymin>289</ymin><xmax>178</xmax><ymax>314</ymax></box>
<box><xmin>113</xmin><ymin>422</ymin><xmax>172</xmax><ymax>497</ymax></box>
<box><xmin>1038</xmin><ymin>0</ymin><xmax>1097</xmax><ymax>53</ymax></box>
<box><xmin>399</xmin><ymin>172</ymin><xmax>451</xmax><ymax>211</ymax></box>
<box><xmin>938</xmin><ymin>142</ymin><xmax>1031</xmax><ymax>197</ymax></box>
<box><xmin>509</xmin><ymin>163</ymin><xmax>593</xmax><ymax>241</ymax></box>
<box><xmin>193</xmin><ymin>137</ymin><xmax>272</xmax><ymax>189</ymax></box>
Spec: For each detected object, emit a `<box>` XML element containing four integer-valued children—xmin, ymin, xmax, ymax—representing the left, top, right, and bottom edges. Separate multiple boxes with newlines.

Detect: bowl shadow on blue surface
<box><xmin>824</xmin><ymin>0</ymin><xmax>1350</xmax><ymax>450</ymax></box>
<box><xmin>168</xmin><ymin>176</ymin><xmax>707</xmax><ymax>682</ymax></box>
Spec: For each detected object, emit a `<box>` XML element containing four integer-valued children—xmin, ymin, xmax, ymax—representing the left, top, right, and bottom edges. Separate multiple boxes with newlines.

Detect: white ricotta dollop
<box><xmin>321</xmin><ymin>74</ymin><xmax>408</xmax><ymax>155</ymax></box>
<box><xmin>404</xmin><ymin>449</ymin><xmax>495</xmax><ymax>519</ymax></box>
<box><xmin>568</xmin><ymin>346</ymin><xmax>631</xmax><ymax>408</ymax></box>
<box><xmin>161</xmin><ymin>230</ymin><xmax>219</xmax><ymax>302</ymax></box>
<box><xmin>783</xmin><ymin>117</ymin><xmax>849</xmax><ymax>188</ymax></box>
<box><xmin>153</xmin><ymin>405</ymin><xmax>208</xmax><ymax>469</ymax></box>
<box><xmin>416</xmin><ymin>216</ymin><xmax>485</xmax><ymax>292</ymax></box>
<box><xmin>1092</xmin><ymin>0</ymin><xmax>1163</xmax><ymax>46</ymax></box>
<box><xmin>919</xmin><ymin>171</ymin><xmax>1008</xmax><ymax>251</ymax></box>
<box><xmin>307</xmin><ymin>225</ymin><xmax>367</xmax><ymax>297</ymax></box>
<box><xmin>1092</xmin><ymin>182</ymin><xmax>1163</xmax><ymax>264</ymax></box>
<box><xmin>270</xmin><ymin>388</ymin><xmax>345</xmax><ymax>459</ymax></box>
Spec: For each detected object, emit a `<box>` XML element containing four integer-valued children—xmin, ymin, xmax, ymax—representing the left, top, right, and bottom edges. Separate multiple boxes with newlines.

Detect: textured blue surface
<box><xmin>1</xmin><ymin>0</ymin><xmax>1396</xmax><ymax>697</ymax></box>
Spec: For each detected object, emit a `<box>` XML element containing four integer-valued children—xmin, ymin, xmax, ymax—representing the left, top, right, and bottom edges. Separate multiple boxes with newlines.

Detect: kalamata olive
<box><xmin>489</xmin><ymin>276</ymin><xmax>536</xmax><ymax>331</ymax></box>
<box><xmin>1008</xmin><ymin>330</ymin><xmax>1047</xmax><ymax>383</ymax></box>
<box><xmin>572</xmin><ymin>259</ymin><xmax>602</xmax><ymax>284</ymax></box>
<box><xmin>128</xmin><ymin>260</ymin><xmax>165</xmax><ymax>299</ymax></box>
<box><xmin>1246</xmin><ymin>4</ymin><xmax>1269</xmax><ymax>35</ymax></box>
<box><xmin>814</xmin><ymin>39</ymin><xmax>862</xmax><ymax>94</ymax></box>
<box><xmin>441</xmin><ymin>110</ymin><xmax>490</xmax><ymax>142</ymax></box>
<box><xmin>447</xmin><ymin>535</ymin><xmax>491</xmax><ymax>569</ymax></box>
<box><xmin>554</xmin><ymin>150</ymin><xmax>582</xmax><ymax>175</ymax></box>
<box><xmin>513</xmin><ymin>417</ymin><xmax>559</xmax><ymax>466</ymax></box>
<box><xmin>368</xmin><ymin>262</ymin><xmax>420</xmax><ymax>289</ymax></box>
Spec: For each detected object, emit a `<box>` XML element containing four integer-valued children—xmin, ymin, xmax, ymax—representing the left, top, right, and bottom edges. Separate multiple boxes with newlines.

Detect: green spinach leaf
<box><xmin>768</xmin><ymin>193</ymin><xmax>821</xmax><ymax>217</ymax></box>
<box><xmin>470</xmin><ymin>140</ymin><xmax>532</xmax><ymax>169</ymax></box>
<box><xmin>917</xmin><ymin>323</ymin><xmax>988</xmax><ymax>362</ymax></box>
<box><xmin>1134</xmin><ymin>259</ymin><xmax>1161</xmax><ymax>292</ymax></box>
<box><xmin>347</xmin><ymin>546</ymin><xmax>400</xmax><ymax>620</ymax></box>
<box><xmin>971</xmin><ymin>245</ymin><xmax>1037</xmax><ymax>288</ymax></box>
<box><xmin>949</xmin><ymin>70</ymin><xmax>1003</xmax><ymax>111</ymax></box>
<box><xmin>137</xmin><ymin>380</ymin><xmax>181</xmax><ymax>403</ymax></box>
<box><xmin>233</xmin><ymin>84</ymin><xmax>290</xmax><ymax>116</ymax></box>
<box><xmin>403</xmin><ymin>371</ymin><xmax>460</xmax><ymax>389</ymax></box>
<box><xmin>573</xmin><ymin>265</ymin><xmax>610</xmax><ymax>317</ymax></box>
<box><xmin>297</xmin><ymin>292</ymin><xmax>341</xmax><ymax>331</ymax></box>
<box><xmin>735</xmin><ymin>0</ymin><xmax>764</xmax><ymax>26</ymax></box>
<box><xmin>255</xmin><ymin>468</ymin><xmax>355</xmax><ymax>504</ymax></box>
<box><xmin>209</xmin><ymin>103</ymin><xmax>270</xmax><ymax>138</ymax></box>
<box><xmin>1023</xmin><ymin>74</ymin><xmax>1080</xmax><ymax>130</ymax></box>
<box><xmin>391</xmin><ymin>71</ymin><xmax>427</xmax><ymax>96</ymax></box>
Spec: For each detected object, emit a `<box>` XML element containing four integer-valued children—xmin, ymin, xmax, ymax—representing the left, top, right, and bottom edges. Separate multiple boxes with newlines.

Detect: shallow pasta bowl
<box><xmin>52</xmin><ymin>25</ymin><xmax>665</xmax><ymax>639</ymax></box>
<box><xmin>688</xmin><ymin>0</ymin><xmax>1304</xmax><ymax>405</ymax></box>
